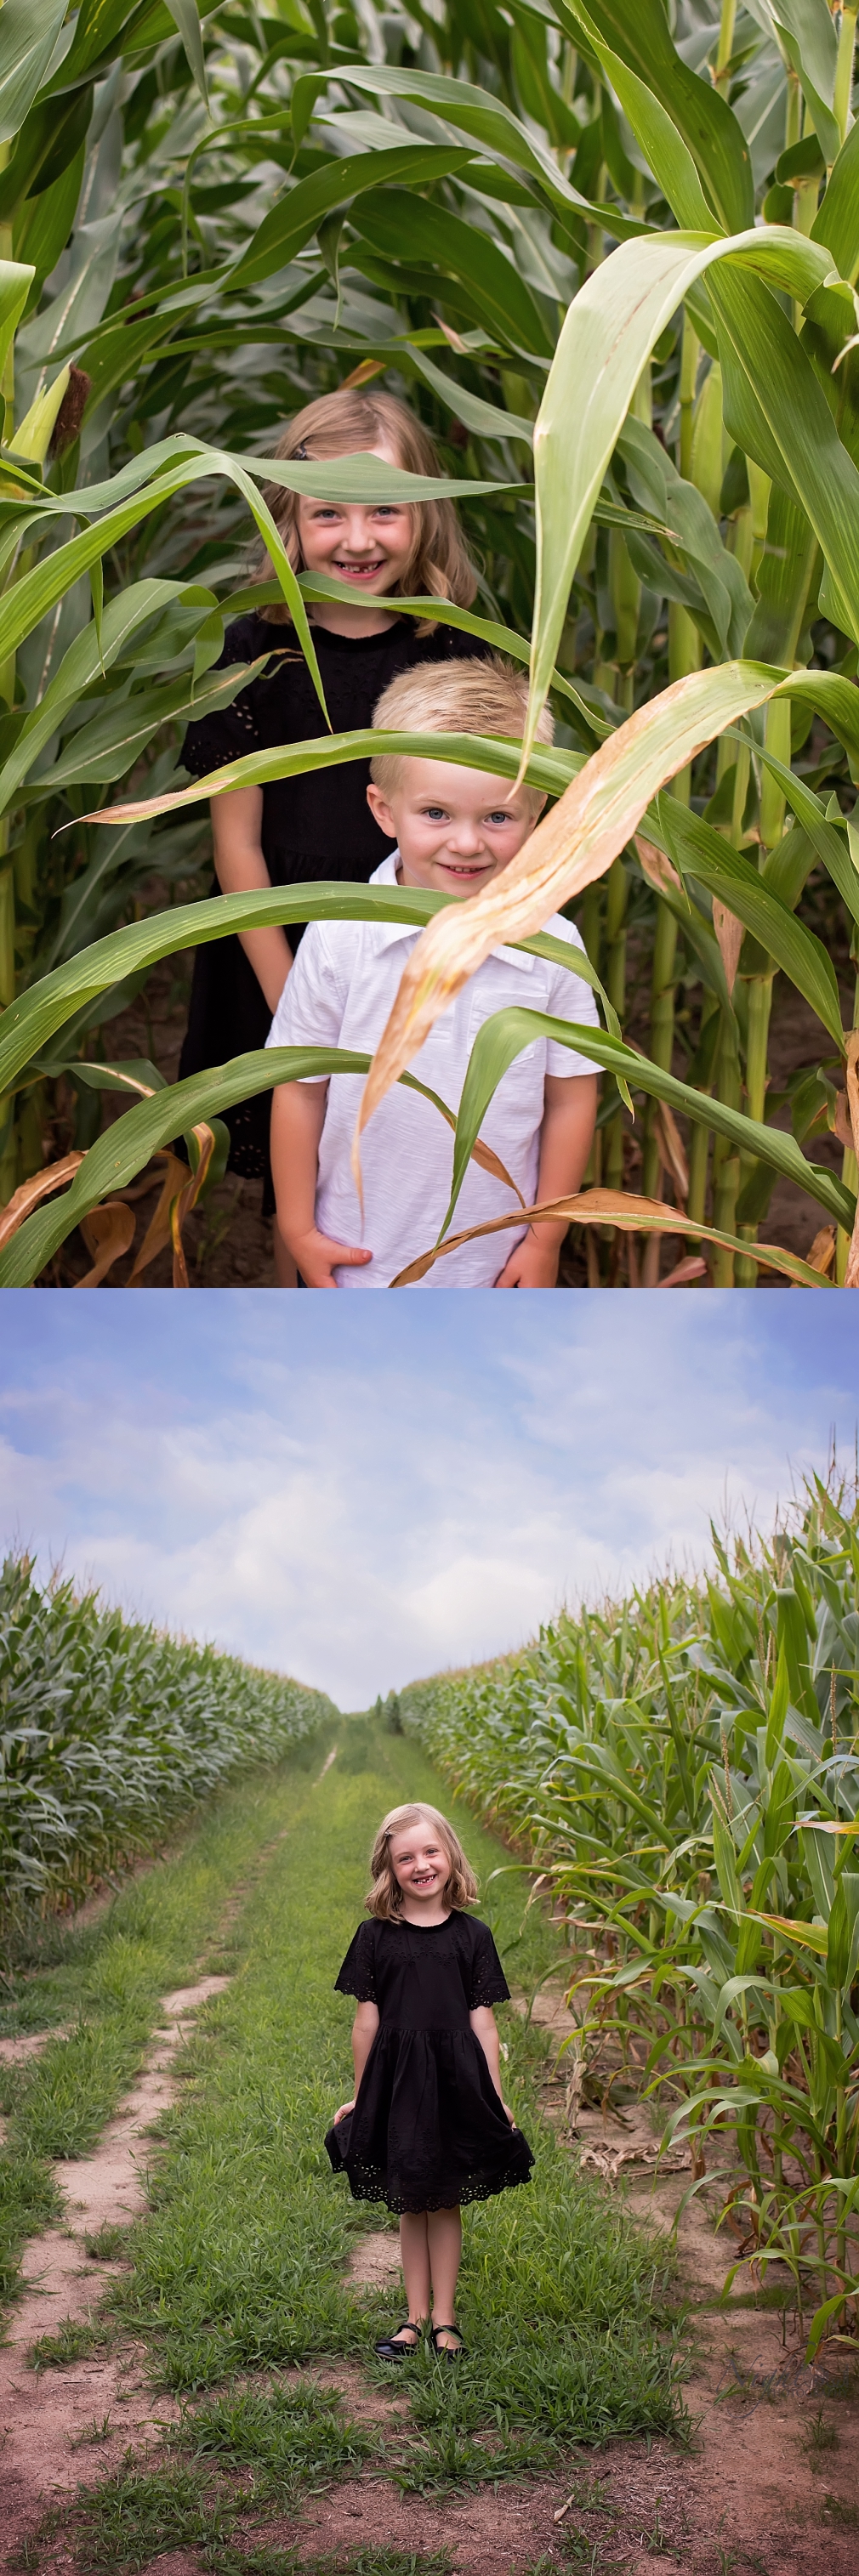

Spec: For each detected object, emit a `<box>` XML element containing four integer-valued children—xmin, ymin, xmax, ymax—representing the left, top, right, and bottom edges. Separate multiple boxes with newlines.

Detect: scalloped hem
<box><xmin>340</xmin><ymin>2157</ymin><xmax>533</xmax><ymax>2215</ymax></box>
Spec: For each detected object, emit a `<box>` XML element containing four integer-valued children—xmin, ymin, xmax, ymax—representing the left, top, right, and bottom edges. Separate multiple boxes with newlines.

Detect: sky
<box><xmin>1</xmin><ymin>1295</ymin><xmax>856</xmax><ymax>1709</ymax></box>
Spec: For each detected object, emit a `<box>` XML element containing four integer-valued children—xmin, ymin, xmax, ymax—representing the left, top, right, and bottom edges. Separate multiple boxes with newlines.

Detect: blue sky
<box><xmin>1</xmin><ymin>1296</ymin><xmax>856</xmax><ymax>1707</ymax></box>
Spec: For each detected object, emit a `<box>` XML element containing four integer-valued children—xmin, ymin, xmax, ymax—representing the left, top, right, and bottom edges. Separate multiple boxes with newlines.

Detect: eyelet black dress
<box><xmin>179</xmin><ymin>616</ymin><xmax>490</xmax><ymax>1200</ymax></box>
<box><xmin>326</xmin><ymin>1912</ymin><xmax>534</xmax><ymax>2214</ymax></box>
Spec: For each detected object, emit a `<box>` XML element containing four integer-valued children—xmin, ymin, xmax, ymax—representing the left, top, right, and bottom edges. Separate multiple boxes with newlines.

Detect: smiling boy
<box><xmin>265</xmin><ymin>658</ymin><xmax>599</xmax><ymax>1288</ymax></box>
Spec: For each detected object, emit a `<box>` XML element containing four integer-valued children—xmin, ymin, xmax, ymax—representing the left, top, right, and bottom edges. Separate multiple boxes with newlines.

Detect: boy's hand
<box><xmin>289</xmin><ymin>1227</ymin><xmax>373</xmax><ymax>1288</ymax></box>
<box><xmin>494</xmin><ymin>1227</ymin><xmax>562</xmax><ymax>1288</ymax></box>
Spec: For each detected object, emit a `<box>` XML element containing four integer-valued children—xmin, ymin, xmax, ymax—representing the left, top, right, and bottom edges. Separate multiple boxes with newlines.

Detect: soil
<box><xmin>0</xmin><ymin>1977</ymin><xmax>230</xmax><ymax>2559</ymax></box>
<box><xmin>3</xmin><ymin>1981</ymin><xmax>856</xmax><ymax>2576</ymax></box>
<box><xmin>31</xmin><ymin>887</ymin><xmax>853</xmax><ymax>1291</ymax></box>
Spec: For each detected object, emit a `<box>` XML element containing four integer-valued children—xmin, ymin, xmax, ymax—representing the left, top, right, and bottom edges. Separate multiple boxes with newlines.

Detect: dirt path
<box><xmin>0</xmin><ymin>1978</ymin><xmax>229</xmax><ymax>2562</ymax></box>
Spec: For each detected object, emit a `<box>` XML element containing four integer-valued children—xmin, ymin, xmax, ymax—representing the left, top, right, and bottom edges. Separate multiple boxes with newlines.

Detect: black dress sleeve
<box><xmin>334</xmin><ymin>1921</ymin><xmax>378</xmax><ymax>2002</ymax></box>
<box><xmin>467</xmin><ymin>1921</ymin><xmax>510</xmax><ymax>2009</ymax></box>
<box><xmin>181</xmin><ymin>615</ymin><xmax>269</xmax><ymax>780</ymax></box>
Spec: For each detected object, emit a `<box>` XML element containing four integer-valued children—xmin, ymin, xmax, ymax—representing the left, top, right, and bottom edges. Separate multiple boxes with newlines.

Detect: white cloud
<box><xmin>1</xmin><ymin>1300</ymin><xmax>856</xmax><ymax>1706</ymax></box>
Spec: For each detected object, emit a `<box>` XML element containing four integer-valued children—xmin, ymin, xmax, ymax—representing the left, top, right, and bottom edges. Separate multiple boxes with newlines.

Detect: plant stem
<box><xmin>711</xmin><ymin>1011</ymin><xmax>742</xmax><ymax>1281</ymax></box>
<box><xmin>759</xmin><ymin>695</ymin><xmax>791</xmax><ymax>856</ymax></box>
<box><xmin>641</xmin><ymin>902</ymin><xmax>679</xmax><ymax>1203</ymax></box>
<box><xmin>833</xmin><ymin>4</ymin><xmax>857</xmax><ymax>149</ymax></box>
<box><xmin>678</xmin><ymin>313</ymin><xmax>699</xmax><ymax>478</ymax></box>
<box><xmin>735</xmin><ymin>974</ymin><xmax>775</xmax><ymax>1285</ymax></box>
<box><xmin>715</xmin><ymin>0</ymin><xmax>737</xmax><ymax>81</ymax></box>
<box><xmin>604</xmin><ymin>859</ymin><xmax>629</xmax><ymax>1197</ymax></box>
<box><xmin>836</xmin><ymin>935</ymin><xmax>859</xmax><ymax>1281</ymax></box>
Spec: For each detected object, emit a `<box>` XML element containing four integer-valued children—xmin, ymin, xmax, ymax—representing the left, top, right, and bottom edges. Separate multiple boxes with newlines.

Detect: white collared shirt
<box><xmin>265</xmin><ymin>854</ymin><xmax>600</xmax><ymax>1288</ymax></box>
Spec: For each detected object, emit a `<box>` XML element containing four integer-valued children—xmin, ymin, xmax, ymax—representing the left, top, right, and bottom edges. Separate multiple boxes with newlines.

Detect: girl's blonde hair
<box><xmin>253</xmin><ymin>386</ymin><xmax>478</xmax><ymax>626</ymax></box>
<box><xmin>369</xmin><ymin>653</ymin><xmax>554</xmax><ymax>796</ymax></box>
<box><xmin>367</xmin><ymin>1803</ymin><xmax>478</xmax><ymax>1921</ymax></box>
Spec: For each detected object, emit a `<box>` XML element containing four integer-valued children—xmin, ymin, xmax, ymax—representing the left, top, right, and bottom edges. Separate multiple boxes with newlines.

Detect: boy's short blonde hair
<box><xmin>369</xmin><ymin>653</ymin><xmax>554</xmax><ymax>796</ymax></box>
<box><xmin>366</xmin><ymin>1802</ymin><xmax>478</xmax><ymax>1920</ymax></box>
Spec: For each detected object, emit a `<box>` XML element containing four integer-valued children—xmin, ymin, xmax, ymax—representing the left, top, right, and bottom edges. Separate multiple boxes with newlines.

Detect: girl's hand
<box><xmin>334</xmin><ymin>2098</ymin><xmax>356</xmax><ymax>2123</ymax></box>
<box><xmin>502</xmin><ymin>2102</ymin><xmax>516</xmax><ymax>2126</ymax></box>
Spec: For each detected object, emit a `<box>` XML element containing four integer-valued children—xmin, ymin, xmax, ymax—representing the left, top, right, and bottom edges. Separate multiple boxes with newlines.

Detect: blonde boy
<box><xmin>266</xmin><ymin>659</ymin><xmax>599</xmax><ymax>1288</ymax></box>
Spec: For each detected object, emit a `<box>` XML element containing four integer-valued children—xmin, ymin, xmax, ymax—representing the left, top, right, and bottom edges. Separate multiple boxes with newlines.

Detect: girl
<box><xmin>179</xmin><ymin>386</ymin><xmax>486</xmax><ymax>1272</ymax></box>
<box><xmin>327</xmin><ymin>1803</ymin><xmax>532</xmax><ymax>2361</ymax></box>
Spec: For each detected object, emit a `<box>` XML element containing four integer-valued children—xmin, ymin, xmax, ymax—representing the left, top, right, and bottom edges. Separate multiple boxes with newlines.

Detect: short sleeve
<box><xmin>265</xmin><ymin>924</ymin><xmax>347</xmax><ymax>1070</ymax></box>
<box><xmin>468</xmin><ymin>1921</ymin><xmax>510</xmax><ymax>2009</ymax></box>
<box><xmin>334</xmin><ymin>1921</ymin><xmax>378</xmax><ymax>2002</ymax></box>
<box><xmin>543</xmin><ymin>922</ymin><xmax>601</xmax><ymax>1081</ymax></box>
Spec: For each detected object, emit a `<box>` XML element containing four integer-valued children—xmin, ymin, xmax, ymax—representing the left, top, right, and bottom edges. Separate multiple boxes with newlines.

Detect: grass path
<box><xmin>4</xmin><ymin>1716</ymin><xmax>684</xmax><ymax>2573</ymax></box>
<box><xmin>0</xmin><ymin>1724</ymin><xmax>336</xmax><ymax>2302</ymax></box>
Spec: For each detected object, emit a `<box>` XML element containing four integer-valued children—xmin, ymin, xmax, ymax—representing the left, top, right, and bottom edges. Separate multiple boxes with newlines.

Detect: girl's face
<box><xmin>294</xmin><ymin>443</ymin><xmax>414</xmax><ymax>599</ymax></box>
<box><xmin>389</xmin><ymin>1821</ymin><xmax>451</xmax><ymax>1909</ymax></box>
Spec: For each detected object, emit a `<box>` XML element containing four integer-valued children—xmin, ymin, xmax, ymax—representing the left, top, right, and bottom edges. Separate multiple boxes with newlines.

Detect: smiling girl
<box><xmin>327</xmin><ymin>1803</ymin><xmax>533</xmax><ymax>2360</ymax></box>
<box><xmin>178</xmin><ymin>387</ymin><xmax>484</xmax><ymax>1264</ymax></box>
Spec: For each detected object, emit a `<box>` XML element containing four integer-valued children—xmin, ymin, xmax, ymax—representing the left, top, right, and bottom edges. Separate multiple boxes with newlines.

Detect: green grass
<box><xmin>28</xmin><ymin>2318</ymin><xmax>113</xmax><ymax>2370</ymax></box>
<box><xmin>176</xmin><ymin>2380</ymin><xmax>374</xmax><ymax>2493</ymax></box>
<box><xmin>1</xmin><ymin>1728</ymin><xmax>334</xmax><ymax>2311</ymax></box>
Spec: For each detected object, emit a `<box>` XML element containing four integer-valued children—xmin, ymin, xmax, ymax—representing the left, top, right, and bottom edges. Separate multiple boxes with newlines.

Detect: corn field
<box><xmin>0</xmin><ymin>1551</ymin><xmax>333</xmax><ymax>1916</ymax></box>
<box><xmin>1</xmin><ymin>1</ymin><xmax>859</xmax><ymax>1283</ymax></box>
<box><xmin>400</xmin><ymin>1474</ymin><xmax>859</xmax><ymax>2352</ymax></box>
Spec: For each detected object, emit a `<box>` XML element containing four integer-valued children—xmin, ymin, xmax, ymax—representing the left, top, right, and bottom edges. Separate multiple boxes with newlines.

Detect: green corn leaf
<box><xmin>657</xmin><ymin>799</ymin><xmax>845</xmax><ymax>1050</ymax></box>
<box><xmin>163</xmin><ymin>0</ymin><xmax>208</xmax><ymax>107</ymax></box>
<box><xmin>566</xmin><ymin>10</ymin><xmax>714</xmax><ymax>231</ymax></box>
<box><xmin>711</xmin><ymin>1794</ymin><xmax>744</xmax><ymax>1917</ymax></box>
<box><xmin>709</xmin><ymin>261</ymin><xmax>859</xmax><ymax>645</ymax></box>
<box><xmin>74</xmin><ymin>727</ymin><xmax>577</xmax><ymax>826</ymax></box>
<box><xmin>0</xmin><ymin>578</ymin><xmax>208</xmax><ymax>810</ymax></box>
<box><xmin>349</xmin><ymin>188</ymin><xmax>556</xmax><ymax>358</ymax></box>
<box><xmin>555</xmin><ymin>0</ymin><xmax>753</xmax><ymax>230</ymax></box>
<box><xmin>713</xmin><ymin>1974</ymin><xmax>773</xmax><ymax>2035</ymax></box>
<box><xmin>439</xmin><ymin>1004</ymin><xmax>853</xmax><ymax>1243</ymax></box>
<box><xmin>403</xmin><ymin>343</ymin><xmax>535</xmax><ymax>445</ymax></box>
<box><xmin>753</xmin><ymin>744</ymin><xmax>859</xmax><ymax>927</ymax></box>
<box><xmin>744</xmin><ymin>485</ymin><xmax>820</xmax><ymax>665</ymax></box>
<box><xmin>526</xmin><ymin>228</ymin><xmax>834</xmax><ymax>763</ymax></box>
<box><xmin>0</xmin><ymin>0</ymin><xmax>69</xmax><ymax>146</ymax></box>
<box><xmin>805</xmin><ymin>2292</ymin><xmax>856</xmax><ymax>2364</ymax></box>
<box><xmin>764</xmin><ymin>1643</ymin><xmax>791</xmax><ymax>1769</ymax></box>
<box><xmin>827</xmin><ymin>1884</ymin><xmax>850</xmax><ymax>1989</ymax></box>
<box><xmin>0</xmin><ymin>871</ymin><xmax>603</xmax><ymax>1098</ymax></box>
<box><xmin>840</xmin><ymin>1871</ymin><xmax>859</xmax><ymax>1982</ymax></box>
<box><xmin>230</xmin><ymin>145</ymin><xmax>482</xmax><ymax>292</ymax></box>
<box><xmin>811</xmin><ymin>113</ymin><xmax>859</xmax><ymax>282</ymax></box>
<box><xmin>772</xmin><ymin>0</ymin><xmax>840</xmax><ymax>171</ymax></box>
<box><xmin>0</xmin><ymin>258</ymin><xmax>36</xmax><ymax>395</ymax></box>
<box><xmin>293</xmin><ymin>60</ymin><xmax>647</xmax><ymax>238</ymax></box>
<box><xmin>26</xmin><ymin>659</ymin><xmax>270</xmax><ymax>797</ymax></box>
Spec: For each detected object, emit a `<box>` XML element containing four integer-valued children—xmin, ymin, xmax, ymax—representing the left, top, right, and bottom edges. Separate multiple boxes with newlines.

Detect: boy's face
<box><xmin>366</xmin><ymin>757</ymin><xmax>544</xmax><ymax>899</ymax></box>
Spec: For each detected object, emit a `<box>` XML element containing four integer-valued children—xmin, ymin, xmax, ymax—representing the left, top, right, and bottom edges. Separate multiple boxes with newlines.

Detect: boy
<box><xmin>265</xmin><ymin>658</ymin><xmax>599</xmax><ymax>1287</ymax></box>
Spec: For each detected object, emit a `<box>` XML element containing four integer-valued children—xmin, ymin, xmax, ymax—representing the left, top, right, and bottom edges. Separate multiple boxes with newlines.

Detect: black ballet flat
<box><xmin>374</xmin><ymin>2321</ymin><xmax>422</xmax><ymax>2362</ymax></box>
<box><xmin>430</xmin><ymin>2323</ymin><xmax>465</xmax><ymax>2360</ymax></box>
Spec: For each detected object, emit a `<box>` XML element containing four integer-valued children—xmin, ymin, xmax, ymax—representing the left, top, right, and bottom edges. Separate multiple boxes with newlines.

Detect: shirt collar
<box><xmin>369</xmin><ymin>853</ymin><xmax>535</xmax><ymax>972</ymax></box>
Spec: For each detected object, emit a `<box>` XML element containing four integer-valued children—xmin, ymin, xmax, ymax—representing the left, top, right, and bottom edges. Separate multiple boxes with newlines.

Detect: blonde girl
<box><xmin>326</xmin><ymin>1802</ymin><xmax>532</xmax><ymax>2360</ymax></box>
<box><xmin>178</xmin><ymin>388</ymin><xmax>486</xmax><ymax>1268</ymax></box>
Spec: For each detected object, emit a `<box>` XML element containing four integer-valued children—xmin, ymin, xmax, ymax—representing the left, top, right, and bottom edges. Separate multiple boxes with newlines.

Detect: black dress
<box><xmin>326</xmin><ymin>1912</ymin><xmax>534</xmax><ymax>2214</ymax></box>
<box><xmin>179</xmin><ymin>615</ymin><xmax>490</xmax><ymax>1194</ymax></box>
